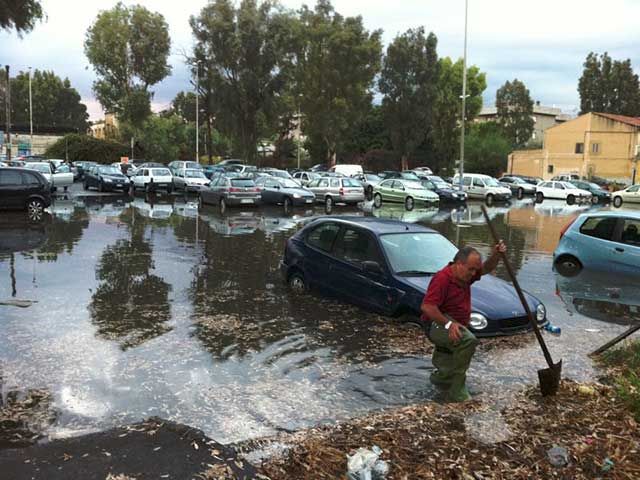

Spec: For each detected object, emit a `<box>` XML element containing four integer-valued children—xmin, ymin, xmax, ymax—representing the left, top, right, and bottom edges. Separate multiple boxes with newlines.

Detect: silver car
<box><xmin>306</xmin><ymin>176</ymin><xmax>365</xmax><ymax>207</ymax></box>
<box><xmin>353</xmin><ymin>173</ymin><xmax>382</xmax><ymax>198</ymax></box>
<box><xmin>292</xmin><ymin>171</ymin><xmax>321</xmax><ymax>186</ymax></box>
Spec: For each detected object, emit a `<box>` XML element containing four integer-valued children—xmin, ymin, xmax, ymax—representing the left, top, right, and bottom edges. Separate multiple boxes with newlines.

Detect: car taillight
<box><xmin>560</xmin><ymin>217</ymin><xmax>578</xmax><ymax>239</ymax></box>
<box><xmin>254</xmin><ymin>188</ymin><xmax>260</xmax><ymax>192</ymax></box>
<box><xmin>339</xmin><ymin>187</ymin><xmax>344</xmax><ymax>196</ymax></box>
<box><xmin>229</xmin><ymin>187</ymin><xmax>241</xmax><ymax>192</ymax></box>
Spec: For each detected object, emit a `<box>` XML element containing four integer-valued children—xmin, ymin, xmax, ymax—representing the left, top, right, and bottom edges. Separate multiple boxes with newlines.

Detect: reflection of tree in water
<box><xmin>35</xmin><ymin>207</ymin><xmax>90</xmax><ymax>262</ymax></box>
<box><xmin>89</xmin><ymin>208</ymin><xmax>172</xmax><ymax>350</ymax></box>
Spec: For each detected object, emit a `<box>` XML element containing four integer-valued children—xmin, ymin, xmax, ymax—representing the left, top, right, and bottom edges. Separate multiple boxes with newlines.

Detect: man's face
<box><xmin>453</xmin><ymin>253</ymin><xmax>482</xmax><ymax>284</ymax></box>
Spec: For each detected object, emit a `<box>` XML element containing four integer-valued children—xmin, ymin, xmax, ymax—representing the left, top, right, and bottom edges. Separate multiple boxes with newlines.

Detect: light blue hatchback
<box><xmin>553</xmin><ymin>211</ymin><xmax>640</xmax><ymax>276</ymax></box>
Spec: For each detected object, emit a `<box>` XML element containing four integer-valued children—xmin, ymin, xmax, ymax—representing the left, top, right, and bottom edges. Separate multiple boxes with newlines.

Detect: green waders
<box><xmin>428</xmin><ymin>320</ymin><xmax>479</xmax><ymax>402</ymax></box>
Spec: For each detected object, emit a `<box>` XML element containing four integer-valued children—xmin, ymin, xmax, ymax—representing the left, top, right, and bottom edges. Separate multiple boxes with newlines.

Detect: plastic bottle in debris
<box><xmin>544</xmin><ymin>323</ymin><xmax>561</xmax><ymax>335</ymax></box>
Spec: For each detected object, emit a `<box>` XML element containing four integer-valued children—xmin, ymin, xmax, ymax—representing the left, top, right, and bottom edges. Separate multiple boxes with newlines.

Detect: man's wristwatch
<box><xmin>444</xmin><ymin>320</ymin><xmax>453</xmax><ymax>330</ymax></box>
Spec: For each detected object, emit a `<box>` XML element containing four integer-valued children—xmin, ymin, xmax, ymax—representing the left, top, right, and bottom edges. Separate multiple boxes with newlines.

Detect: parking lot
<box><xmin>1</xmin><ymin>186</ymin><xmax>639</xmax><ymax>444</ymax></box>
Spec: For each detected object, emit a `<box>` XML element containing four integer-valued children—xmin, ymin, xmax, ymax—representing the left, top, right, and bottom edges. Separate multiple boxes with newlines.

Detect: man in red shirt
<box><xmin>421</xmin><ymin>242</ymin><xmax>506</xmax><ymax>402</ymax></box>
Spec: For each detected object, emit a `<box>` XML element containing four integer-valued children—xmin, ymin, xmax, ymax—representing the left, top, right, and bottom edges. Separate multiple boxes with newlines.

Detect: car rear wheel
<box><xmin>198</xmin><ymin>195</ymin><xmax>204</xmax><ymax>208</ymax></box>
<box><xmin>373</xmin><ymin>193</ymin><xmax>382</xmax><ymax>208</ymax></box>
<box><xmin>366</xmin><ymin>186</ymin><xmax>373</xmax><ymax>200</ymax></box>
<box><xmin>517</xmin><ymin>188</ymin><xmax>524</xmax><ymax>199</ymax></box>
<box><xmin>566</xmin><ymin>194</ymin><xmax>575</xmax><ymax>205</ymax></box>
<box><xmin>284</xmin><ymin>196</ymin><xmax>293</xmax><ymax>210</ymax></box>
<box><xmin>99</xmin><ymin>181</ymin><xmax>105</xmax><ymax>192</ymax></box>
<box><xmin>535</xmin><ymin>192</ymin><xmax>544</xmax><ymax>203</ymax></box>
<box><xmin>26</xmin><ymin>198</ymin><xmax>45</xmax><ymax>218</ymax></box>
<box><xmin>613</xmin><ymin>196</ymin><xmax>623</xmax><ymax>208</ymax></box>
<box><xmin>486</xmin><ymin>193</ymin><xmax>494</xmax><ymax>205</ymax></box>
<box><xmin>405</xmin><ymin>196</ymin><xmax>414</xmax><ymax>210</ymax></box>
<box><xmin>555</xmin><ymin>255</ymin><xmax>582</xmax><ymax>277</ymax></box>
<box><xmin>220</xmin><ymin>197</ymin><xmax>227</xmax><ymax>212</ymax></box>
<box><xmin>83</xmin><ymin>182</ymin><xmax>89</xmax><ymax>191</ymax></box>
<box><xmin>325</xmin><ymin>196</ymin><xmax>333</xmax><ymax>208</ymax></box>
<box><xmin>591</xmin><ymin>195</ymin><xmax>599</xmax><ymax>205</ymax></box>
<box><xmin>288</xmin><ymin>271</ymin><xmax>307</xmax><ymax>293</ymax></box>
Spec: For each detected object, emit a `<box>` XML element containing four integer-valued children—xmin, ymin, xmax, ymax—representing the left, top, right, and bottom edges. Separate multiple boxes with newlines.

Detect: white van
<box><xmin>452</xmin><ymin>173</ymin><xmax>512</xmax><ymax>202</ymax></box>
<box><xmin>330</xmin><ymin>164</ymin><xmax>364</xmax><ymax>177</ymax></box>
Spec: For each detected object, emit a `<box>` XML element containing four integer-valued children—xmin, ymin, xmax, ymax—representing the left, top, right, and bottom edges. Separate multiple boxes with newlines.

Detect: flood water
<box><xmin>1</xmin><ymin>191</ymin><xmax>638</xmax><ymax>444</ymax></box>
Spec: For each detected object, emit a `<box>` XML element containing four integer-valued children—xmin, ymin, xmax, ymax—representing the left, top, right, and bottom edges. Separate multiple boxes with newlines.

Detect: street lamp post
<box><xmin>297</xmin><ymin>94</ymin><xmax>303</xmax><ymax>169</ymax></box>
<box><xmin>195</xmin><ymin>62</ymin><xmax>200</xmax><ymax>163</ymax></box>
<box><xmin>458</xmin><ymin>0</ymin><xmax>469</xmax><ymax>192</ymax></box>
<box><xmin>4</xmin><ymin>65</ymin><xmax>11</xmax><ymax>161</ymax></box>
<box><xmin>28</xmin><ymin>67</ymin><xmax>33</xmax><ymax>153</ymax></box>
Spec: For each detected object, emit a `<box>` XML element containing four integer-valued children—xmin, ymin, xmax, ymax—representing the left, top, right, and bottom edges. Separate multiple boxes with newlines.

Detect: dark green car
<box><xmin>373</xmin><ymin>179</ymin><xmax>440</xmax><ymax>210</ymax></box>
<box><xmin>571</xmin><ymin>180</ymin><xmax>612</xmax><ymax>204</ymax></box>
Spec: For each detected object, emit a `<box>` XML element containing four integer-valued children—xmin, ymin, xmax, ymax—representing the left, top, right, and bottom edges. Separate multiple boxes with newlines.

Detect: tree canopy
<box><xmin>0</xmin><ymin>0</ymin><xmax>44</xmax><ymax>35</ymax></box>
<box><xmin>496</xmin><ymin>79</ymin><xmax>534</xmax><ymax>149</ymax></box>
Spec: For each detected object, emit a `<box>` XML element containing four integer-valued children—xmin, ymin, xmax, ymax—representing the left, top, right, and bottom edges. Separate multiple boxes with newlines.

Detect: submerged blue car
<box><xmin>281</xmin><ymin>217</ymin><xmax>546</xmax><ymax>337</ymax></box>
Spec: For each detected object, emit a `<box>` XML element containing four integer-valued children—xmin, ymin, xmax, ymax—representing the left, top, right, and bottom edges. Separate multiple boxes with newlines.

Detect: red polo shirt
<box><xmin>421</xmin><ymin>263</ymin><xmax>481</xmax><ymax>327</ymax></box>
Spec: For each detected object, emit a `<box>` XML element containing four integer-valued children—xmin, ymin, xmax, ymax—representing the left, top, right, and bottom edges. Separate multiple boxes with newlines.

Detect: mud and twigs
<box><xmin>0</xmin><ymin>388</ymin><xmax>57</xmax><ymax>448</ymax></box>
<box><xmin>257</xmin><ymin>380</ymin><xmax>639</xmax><ymax>479</ymax></box>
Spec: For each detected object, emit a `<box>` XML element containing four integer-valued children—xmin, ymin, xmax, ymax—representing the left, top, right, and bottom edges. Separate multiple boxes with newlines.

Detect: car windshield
<box><xmin>586</xmin><ymin>182</ymin><xmax>600</xmax><ymax>189</ymax></box>
<box><xmin>400</xmin><ymin>172</ymin><xmax>420</xmax><ymax>180</ymax></box>
<box><xmin>342</xmin><ymin>178</ymin><xmax>360</xmax><ymax>187</ymax></box>
<box><xmin>27</xmin><ymin>163</ymin><xmax>50</xmax><ymax>173</ymax></box>
<box><xmin>99</xmin><ymin>166</ymin><xmax>121</xmax><ymax>175</ymax></box>
<box><xmin>185</xmin><ymin>170</ymin><xmax>206</xmax><ymax>178</ymax></box>
<box><xmin>365</xmin><ymin>174</ymin><xmax>381</xmax><ymax>181</ymax></box>
<box><xmin>56</xmin><ymin>165</ymin><xmax>71</xmax><ymax>173</ymax></box>
<box><xmin>152</xmin><ymin>168</ymin><xmax>171</xmax><ymax>176</ymax></box>
<box><xmin>280</xmin><ymin>178</ymin><xmax>300</xmax><ymax>188</ymax></box>
<box><xmin>380</xmin><ymin>233</ymin><xmax>458</xmax><ymax>275</ymax></box>
<box><xmin>405</xmin><ymin>181</ymin><xmax>426</xmax><ymax>190</ymax></box>
<box><xmin>231</xmin><ymin>178</ymin><xmax>255</xmax><ymax>187</ymax></box>
<box><xmin>429</xmin><ymin>176</ymin><xmax>447</xmax><ymax>185</ymax></box>
<box><xmin>561</xmin><ymin>182</ymin><xmax>577</xmax><ymax>189</ymax></box>
<box><xmin>185</xmin><ymin>162</ymin><xmax>202</xmax><ymax>169</ymax></box>
<box><xmin>485</xmin><ymin>177</ymin><xmax>501</xmax><ymax>187</ymax></box>
<box><xmin>270</xmin><ymin>170</ymin><xmax>290</xmax><ymax>178</ymax></box>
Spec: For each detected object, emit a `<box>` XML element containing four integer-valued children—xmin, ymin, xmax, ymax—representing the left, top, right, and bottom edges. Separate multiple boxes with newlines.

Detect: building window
<box><xmin>547</xmin><ymin>165</ymin><xmax>554</xmax><ymax>174</ymax></box>
<box><xmin>591</xmin><ymin>143</ymin><xmax>600</xmax><ymax>154</ymax></box>
<box><xmin>575</xmin><ymin>143</ymin><xmax>584</xmax><ymax>154</ymax></box>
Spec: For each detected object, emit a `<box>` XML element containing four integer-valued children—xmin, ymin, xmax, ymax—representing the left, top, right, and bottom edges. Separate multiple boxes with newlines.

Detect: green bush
<box><xmin>602</xmin><ymin>340</ymin><xmax>640</xmax><ymax>421</ymax></box>
<box><xmin>45</xmin><ymin>134</ymin><xmax>135</xmax><ymax>164</ymax></box>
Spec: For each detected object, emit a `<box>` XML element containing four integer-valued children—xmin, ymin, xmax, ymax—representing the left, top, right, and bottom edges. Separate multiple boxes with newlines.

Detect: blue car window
<box><xmin>620</xmin><ymin>219</ymin><xmax>640</xmax><ymax>246</ymax></box>
<box><xmin>306</xmin><ymin>223</ymin><xmax>340</xmax><ymax>252</ymax></box>
<box><xmin>334</xmin><ymin>228</ymin><xmax>381</xmax><ymax>264</ymax></box>
<box><xmin>579</xmin><ymin>216</ymin><xmax>617</xmax><ymax>241</ymax></box>
<box><xmin>380</xmin><ymin>233</ymin><xmax>458</xmax><ymax>274</ymax></box>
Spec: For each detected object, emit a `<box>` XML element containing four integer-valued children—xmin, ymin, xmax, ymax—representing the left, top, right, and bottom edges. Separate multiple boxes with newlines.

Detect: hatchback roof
<box><xmin>577</xmin><ymin>211</ymin><xmax>640</xmax><ymax>219</ymax></box>
<box><xmin>316</xmin><ymin>216</ymin><xmax>437</xmax><ymax>234</ymax></box>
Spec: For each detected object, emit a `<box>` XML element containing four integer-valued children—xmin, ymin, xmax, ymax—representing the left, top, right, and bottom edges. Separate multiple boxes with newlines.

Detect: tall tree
<box><xmin>84</xmin><ymin>2</ymin><xmax>171</xmax><ymax>127</ymax></box>
<box><xmin>578</xmin><ymin>52</ymin><xmax>640</xmax><ymax>116</ymax></box>
<box><xmin>495</xmin><ymin>79</ymin><xmax>534</xmax><ymax>149</ymax></box>
<box><xmin>0</xmin><ymin>70</ymin><xmax>89</xmax><ymax>132</ymax></box>
<box><xmin>0</xmin><ymin>0</ymin><xmax>43</xmax><ymax>34</ymax></box>
<box><xmin>379</xmin><ymin>28</ymin><xmax>438</xmax><ymax>171</ymax></box>
<box><xmin>431</xmin><ymin>57</ymin><xmax>486</xmax><ymax>174</ymax></box>
<box><xmin>465</xmin><ymin>122</ymin><xmax>511</xmax><ymax>178</ymax></box>
<box><xmin>293</xmin><ymin>0</ymin><xmax>382</xmax><ymax>166</ymax></box>
<box><xmin>170</xmin><ymin>91</ymin><xmax>198</xmax><ymax>123</ymax></box>
<box><xmin>190</xmin><ymin>0</ymin><xmax>294</xmax><ymax>164</ymax></box>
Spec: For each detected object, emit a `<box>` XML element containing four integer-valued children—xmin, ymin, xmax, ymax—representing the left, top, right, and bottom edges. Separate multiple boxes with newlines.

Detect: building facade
<box><xmin>508</xmin><ymin>112</ymin><xmax>640</xmax><ymax>183</ymax></box>
<box><xmin>88</xmin><ymin>113</ymin><xmax>119</xmax><ymax>139</ymax></box>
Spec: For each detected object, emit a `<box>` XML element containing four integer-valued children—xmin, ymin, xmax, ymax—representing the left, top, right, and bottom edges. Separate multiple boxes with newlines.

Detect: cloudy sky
<box><xmin>2</xmin><ymin>0</ymin><xmax>638</xmax><ymax>120</ymax></box>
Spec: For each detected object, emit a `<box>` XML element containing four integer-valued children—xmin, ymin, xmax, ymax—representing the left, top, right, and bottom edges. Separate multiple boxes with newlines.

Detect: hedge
<box><xmin>44</xmin><ymin>134</ymin><xmax>140</xmax><ymax>164</ymax></box>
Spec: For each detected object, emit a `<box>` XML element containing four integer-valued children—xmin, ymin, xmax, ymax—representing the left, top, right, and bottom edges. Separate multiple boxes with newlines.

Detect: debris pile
<box><xmin>0</xmin><ymin>388</ymin><xmax>57</xmax><ymax>448</ymax></box>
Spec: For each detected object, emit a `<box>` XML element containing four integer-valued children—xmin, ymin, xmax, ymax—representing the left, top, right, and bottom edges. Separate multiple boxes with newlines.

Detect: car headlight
<box><xmin>469</xmin><ymin>312</ymin><xmax>488</xmax><ymax>330</ymax></box>
<box><xmin>104</xmin><ymin>178</ymin><xmax>112</xmax><ymax>183</ymax></box>
<box><xmin>536</xmin><ymin>303</ymin><xmax>546</xmax><ymax>322</ymax></box>
<box><xmin>451</xmin><ymin>193</ymin><xmax>458</xmax><ymax>198</ymax></box>
<box><xmin>293</xmin><ymin>193</ymin><xmax>301</xmax><ymax>199</ymax></box>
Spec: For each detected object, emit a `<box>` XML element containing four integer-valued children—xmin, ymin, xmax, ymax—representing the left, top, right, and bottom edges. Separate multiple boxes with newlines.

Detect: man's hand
<box><xmin>483</xmin><ymin>240</ymin><xmax>507</xmax><ymax>275</ymax></box>
<box><xmin>449</xmin><ymin>322</ymin><xmax>463</xmax><ymax>343</ymax></box>
<box><xmin>494</xmin><ymin>240</ymin><xmax>507</xmax><ymax>255</ymax></box>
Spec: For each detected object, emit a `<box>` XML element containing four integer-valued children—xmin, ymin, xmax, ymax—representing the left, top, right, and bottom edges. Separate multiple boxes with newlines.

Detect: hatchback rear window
<box><xmin>231</xmin><ymin>179</ymin><xmax>255</xmax><ymax>187</ymax></box>
<box><xmin>341</xmin><ymin>178</ymin><xmax>360</xmax><ymax>187</ymax></box>
<box><xmin>579</xmin><ymin>216</ymin><xmax>617</xmax><ymax>241</ymax></box>
<box><xmin>152</xmin><ymin>169</ymin><xmax>171</xmax><ymax>176</ymax></box>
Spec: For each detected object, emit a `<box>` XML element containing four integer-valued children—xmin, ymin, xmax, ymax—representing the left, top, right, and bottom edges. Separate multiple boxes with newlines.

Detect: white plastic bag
<box><xmin>347</xmin><ymin>445</ymin><xmax>389</xmax><ymax>480</ymax></box>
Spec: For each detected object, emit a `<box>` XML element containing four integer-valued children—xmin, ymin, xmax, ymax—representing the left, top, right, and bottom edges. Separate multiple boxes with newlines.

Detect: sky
<box><xmin>1</xmin><ymin>0</ymin><xmax>638</xmax><ymax>121</ymax></box>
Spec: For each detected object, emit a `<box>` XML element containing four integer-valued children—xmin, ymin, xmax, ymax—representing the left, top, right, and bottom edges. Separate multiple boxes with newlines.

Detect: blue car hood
<box><xmin>402</xmin><ymin>274</ymin><xmax>539</xmax><ymax>320</ymax></box>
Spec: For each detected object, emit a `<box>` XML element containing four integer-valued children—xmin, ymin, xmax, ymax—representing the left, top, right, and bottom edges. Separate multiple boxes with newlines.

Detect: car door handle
<box><xmin>615</xmin><ymin>247</ymin><xmax>624</xmax><ymax>252</ymax></box>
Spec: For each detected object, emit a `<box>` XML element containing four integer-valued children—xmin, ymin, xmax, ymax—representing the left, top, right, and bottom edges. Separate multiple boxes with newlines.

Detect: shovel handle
<box><xmin>480</xmin><ymin>206</ymin><xmax>556</xmax><ymax>369</ymax></box>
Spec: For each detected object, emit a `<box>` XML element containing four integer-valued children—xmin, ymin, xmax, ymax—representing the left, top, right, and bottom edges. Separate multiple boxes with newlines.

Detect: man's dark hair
<box><xmin>453</xmin><ymin>246</ymin><xmax>481</xmax><ymax>264</ymax></box>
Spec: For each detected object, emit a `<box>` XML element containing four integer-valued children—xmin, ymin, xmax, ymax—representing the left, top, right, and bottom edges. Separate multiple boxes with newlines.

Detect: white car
<box><xmin>25</xmin><ymin>161</ymin><xmax>74</xmax><ymax>191</ymax></box>
<box><xmin>329</xmin><ymin>164</ymin><xmax>363</xmax><ymax>177</ymax></box>
<box><xmin>412</xmin><ymin>166</ymin><xmax>434</xmax><ymax>175</ymax></box>
<box><xmin>172</xmin><ymin>168</ymin><xmax>210</xmax><ymax>192</ymax></box>
<box><xmin>452</xmin><ymin>173</ymin><xmax>512</xmax><ymax>202</ymax></box>
<box><xmin>535</xmin><ymin>181</ymin><xmax>592</xmax><ymax>204</ymax></box>
<box><xmin>612</xmin><ymin>184</ymin><xmax>640</xmax><ymax>208</ymax></box>
<box><xmin>131</xmin><ymin>167</ymin><xmax>174</xmax><ymax>193</ymax></box>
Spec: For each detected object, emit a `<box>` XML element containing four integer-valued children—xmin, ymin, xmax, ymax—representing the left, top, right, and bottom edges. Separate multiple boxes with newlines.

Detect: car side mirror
<box><xmin>362</xmin><ymin>260</ymin><xmax>383</xmax><ymax>275</ymax></box>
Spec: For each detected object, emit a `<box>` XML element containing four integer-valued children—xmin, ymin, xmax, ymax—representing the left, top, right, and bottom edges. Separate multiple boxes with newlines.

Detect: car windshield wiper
<box><xmin>396</xmin><ymin>270</ymin><xmax>434</xmax><ymax>276</ymax></box>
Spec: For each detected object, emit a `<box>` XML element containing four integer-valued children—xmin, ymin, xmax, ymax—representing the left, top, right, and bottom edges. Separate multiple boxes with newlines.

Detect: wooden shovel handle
<box><xmin>480</xmin><ymin>206</ymin><xmax>556</xmax><ymax>369</ymax></box>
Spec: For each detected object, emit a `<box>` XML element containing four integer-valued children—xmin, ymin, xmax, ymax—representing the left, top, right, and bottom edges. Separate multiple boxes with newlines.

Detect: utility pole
<box><xmin>4</xmin><ymin>65</ymin><xmax>11</xmax><ymax>161</ymax></box>
<box><xmin>195</xmin><ymin>62</ymin><xmax>200</xmax><ymax>163</ymax></box>
<box><xmin>458</xmin><ymin>0</ymin><xmax>468</xmax><ymax>192</ymax></box>
<box><xmin>297</xmin><ymin>95</ymin><xmax>303</xmax><ymax>169</ymax></box>
<box><xmin>28</xmin><ymin>67</ymin><xmax>33</xmax><ymax>153</ymax></box>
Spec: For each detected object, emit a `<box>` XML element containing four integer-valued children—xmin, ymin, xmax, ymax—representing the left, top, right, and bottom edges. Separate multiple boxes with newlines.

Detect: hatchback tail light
<box><xmin>229</xmin><ymin>187</ymin><xmax>241</xmax><ymax>192</ymax></box>
<box><xmin>339</xmin><ymin>187</ymin><xmax>344</xmax><ymax>196</ymax></box>
<box><xmin>560</xmin><ymin>217</ymin><xmax>578</xmax><ymax>239</ymax></box>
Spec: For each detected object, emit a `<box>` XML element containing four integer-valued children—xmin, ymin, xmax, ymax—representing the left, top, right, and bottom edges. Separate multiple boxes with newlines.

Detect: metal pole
<box><xmin>195</xmin><ymin>64</ymin><xmax>199</xmax><ymax>163</ymax></box>
<box><xmin>297</xmin><ymin>102</ymin><xmax>301</xmax><ymax>169</ymax></box>
<box><xmin>28</xmin><ymin>67</ymin><xmax>33</xmax><ymax>153</ymax></box>
<box><xmin>131</xmin><ymin>136</ymin><xmax>134</xmax><ymax>160</ymax></box>
<box><xmin>5</xmin><ymin>65</ymin><xmax>11</xmax><ymax>161</ymax></box>
<box><xmin>458</xmin><ymin>0</ymin><xmax>468</xmax><ymax>192</ymax></box>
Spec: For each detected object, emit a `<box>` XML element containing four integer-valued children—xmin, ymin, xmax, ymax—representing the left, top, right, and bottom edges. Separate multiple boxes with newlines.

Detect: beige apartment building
<box><xmin>88</xmin><ymin>113</ymin><xmax>119</xmax><ymax>140</ymax></box>
<box><xmin>508</xmin><ymin>112</ymin><xmax>640</xmax><ymax>183</ymax></box>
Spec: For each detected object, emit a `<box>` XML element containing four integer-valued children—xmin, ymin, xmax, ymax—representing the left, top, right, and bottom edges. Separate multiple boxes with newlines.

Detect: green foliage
<box><xmin>579</xmin><ymin>52</ymin><xmax>640</xmax><ymax>116</ymax></box>
<box><xmin>464</xmin><ymin>122</ymin><xmax>511</xmax><ymax>178</ymax></box>
<box><xmin>84</xmin><ymin>2</ymin><xmax>171</xmax><ymax>126</ymax></box>
<box><xmin>496</xmin><ymin>79</ymin><xmax>534</xmax><ymax>149</ymax></box>
<box><xmin>379</xmin><ymin>27</ymin><xmax>439</xmax><ymax>170</ymax></box>
<box><xmin>432</xmin><ymin>57</ymin><xmax>486</xmax><ymax>173</ymax></box>
<box><xmin>44</xmin><ymin>134</ymin><xmax>132</xmax><ymax>164</ymax></box>
<box><xmin>293</xmin><ymin>0</ymin><xmax>382</xmax><ymax>165</ymax></box>
<box><xmin>0</xmin><ymin>69</ymin><xmax>88</xmax><ymax>132</ymax></box>
<box><xmin>342</xmin><ymin>104</ymin><xmax>391</xmax><ymax>159</ymax></box>
<box><xmin>171</xmin><ymin>91</ymin><xmax>197</xmax><ymax>123</ymax></box>
<box><xmin>0</xmin><ymin>0</ymin><xmax>43</xmax><ymax>34</ymax></box>
<box><xmin>602</xmin><ymin>341</ymin><xmax>640</xmax><ymax>421</ymax></box>
<box><xmin>136</xmin><ymin>114</ymin><xmax>194</xmax><ymax>163</ymax></box>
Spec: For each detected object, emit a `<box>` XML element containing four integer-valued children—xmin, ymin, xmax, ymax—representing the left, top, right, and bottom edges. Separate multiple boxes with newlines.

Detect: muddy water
<box><xmin>0</xmin><ymin>193</ymin><xmax>638</xmax><ymax>444</ymax></box>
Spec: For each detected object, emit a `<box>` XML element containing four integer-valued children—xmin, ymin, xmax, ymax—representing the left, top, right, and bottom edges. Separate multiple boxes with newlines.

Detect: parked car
<box><xmin>111</xmin><ymin>162</ymin><xmax>137</xmax><ymax>177</ymax></box>
<box><xmin>306</xmin><ymin>176</ymin><xmax>365</xmax><ymax>207</ymax></box>
<box><xmin>203</xmin><ymin>165</ymin><xmax>226</xmax><ymax>179</ymax></box>
<box><xmin>412</xmin><ymin>166</ymin><xmax>433</xmax><ymax>175</ymax></box>
<box><xmin>259</xmin><ymin>168</ymin><xmax>295</xmax><ymax>181</ymax></box>
<box><xmin>378</xmin><ymin>171</ymin><xmax>421</xmax><ymax>182</ymax></box>
<box><xmin>292</xmin><ymin>171</ymin><xmax>322</xmax><ymax>186</ymax></box>
<box><xmin>255</xmin><ymin>176</ymin><xmax>315</xmax><ymax>208</ymax></box>
<box><xmin>200</xmin><ymin>176</ymin><xmax>261</xmax><ymax>209</ymax></box>
<box><xmin>535</xmin><ymin>180</ymin><xmax>592</xmax><ymax>204</ymax></box>
<box><xmin>217</xmin><ymin>159</ymin><xmax>245</xmax><ymax>167</ymax></box>
<box><xmin>172</xmin><ymin>168</ymin><xmax>210</xmax><ymax>192</ymax></box>
<box><xmin>512</xmin><ymin>174</ymin><xmax>543</xmax><ymax>185</ymax></box>
<box><xmin>353</xmin><ymin>173</ymin><xmax>382</xmax><ymax>198</ymax></box>
<box><xmin>498</xmin><ymin>176</ymin><xmax>537</xmax><ymax>199</ymax></box>
<box><xmin>329</xmin><ymin>164</ymin><xmax>363</xmax><ymax>177</ymax></box>
<box><xmin>131</xmin><ymin>167</ymin><xmax>174</xmax><ymax>193</ymax></box>
<box><xmin>84</xmin><ymin>164</ymin><xmax>131</xmax><ymax>192</ymax></box>
<box><xmin>554</xmin><ymin>211</ymin><xmax>640</xmax><ymax>276</ymax></box>
<box><xmin>421</xmin><ymin>176</ymin><xmax>467</xmax><ymax>203</ymax></box>
<box><xmin>226</xmin><ymin>164</ymin><xmax>257</xmax><ymax>176</ymax></box>
<box><xmin>452</xmin><ymin>173</ymin><xmax>512</xmax><ymax>203</ymax></box>
<box><xmin>168</xmin><ymin>160</ymin><xmax>203</xmax><ymax>175</ymax></box>
<box><xmin>570</xmin><ymin>180</ymin><xmax>612</xmax><ymax>204</ymax></box>
<box><xmin>281</xmin><ymin>217</ymin><xmax>547</xmax><ymax>336</ymax></box>
<box><xmin>373</xmin><ymin>178</ymin><xmax>440</xmax><ymax>210</ymax></box>
<box><xmin>0</xmin><ymin>167</ymin><xmax>52</xmax><ymax>217</ymax></box>
<box><xmin>612</xmin><ymin>184</ymin><xmax>640</xmax><ymax>208</ymax></box>
<box><xmin>138</xmin><ymin>162</ymin><xmax>166</xmax><ymax>169</ymax></box>
<box><xmin>552</xmin><ymin>174</ymin><xmax>581</xmax><ymax>182</ymax></box>
<box><xmin>25</xmin><ymin>161</ymin><xmax>74</xmax><ymax>192</ymax></box>
<box><xmin>309</xmin><ymin>163</ymin><xmax>328</xmax><ymax>172</ymax></box>
<box><xmin>74</xmin><ymin>161</ymin><xmax>97</xmax><ymax>180</ymax></box>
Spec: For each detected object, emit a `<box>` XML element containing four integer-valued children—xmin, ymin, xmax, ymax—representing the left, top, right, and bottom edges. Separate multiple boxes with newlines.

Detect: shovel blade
<box><xmin>538</xmin><ymin>360</ymin><xmax>562</xmax><ymax>396</ymax></box>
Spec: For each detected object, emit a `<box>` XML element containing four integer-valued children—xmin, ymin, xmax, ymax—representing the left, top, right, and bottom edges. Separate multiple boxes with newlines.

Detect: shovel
<box><xmin>481</xmin><ymin>205</ymin><xmax>562</xmax><ymax>396</ymax></box>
